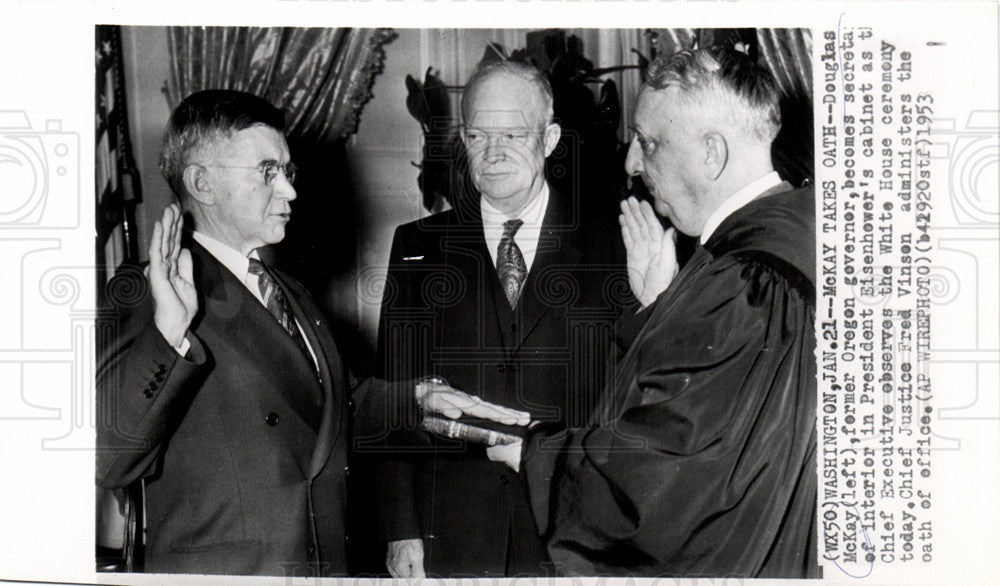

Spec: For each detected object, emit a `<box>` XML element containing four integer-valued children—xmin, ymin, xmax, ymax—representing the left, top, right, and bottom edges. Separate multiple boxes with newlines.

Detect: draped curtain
<box><xmin>647</xmin><ymin>28</ymin><xmax>812</xmax><ymax>100</ymax></box>
<box><xmin>165</xmin><ymin>27</ymin><xmax>397</xmax><ymax>142</ymax></box>
<box><xmin>421</xmin><ymin>29</ymin><xmax>649</xmax><ymax>143</ymax></box>
<box><xmin>757</xmin><ymin>28</ymin><xmax>814</xmax><ymax>186</ymax></box>
<box><xmin>577</xmin><ymin>28</ymin><xmax>646</xmax><ymax>143</ymax></box>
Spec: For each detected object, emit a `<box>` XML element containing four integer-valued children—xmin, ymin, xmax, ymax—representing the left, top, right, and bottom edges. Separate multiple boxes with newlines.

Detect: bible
<box><xmin>420</xmin><ymin>413</ymin><xmax>523</xmax><ymax>446</ymax></box>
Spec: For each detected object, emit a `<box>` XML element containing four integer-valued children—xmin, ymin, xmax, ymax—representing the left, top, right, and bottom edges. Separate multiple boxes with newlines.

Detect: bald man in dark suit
<box><xmin>364</xmin><ymin>61</ymin><xmax>630</xmax><ymax>578</ymax></box>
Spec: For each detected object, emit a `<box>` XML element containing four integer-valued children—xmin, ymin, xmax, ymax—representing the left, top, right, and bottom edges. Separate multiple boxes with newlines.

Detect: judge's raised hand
<box><xmin>415</xmin><ymin>379</ymin><xmax>531</xmax><ymax>426</ymax></box>
<box><xmin>386</xmin><ymin>538</ymin><xmax>425</xmax><ymax>579</ymax></box>
<box><xmin>619</xmin><ymin>197</ymin><xmax>678</xmax><ymax>307</ymax></box>
<box><xmin>147</xmin><ymin>204</ymin><xmax>198</xmax><ymax>348</ymax></box>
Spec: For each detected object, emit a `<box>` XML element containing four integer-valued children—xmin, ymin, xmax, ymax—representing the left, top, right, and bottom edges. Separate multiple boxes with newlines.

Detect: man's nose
<box><xmin>274</xmin><ymin>173</ymin><xmax>297</xmax><ymax>201</ymax></box>
<box><xmin>624</xmin><ymin>139</ymin><xmax>643</xmax><ymax>176</ymax></box>
<box><xmin>484</xmin><ymin>136</ymin><xmax>506</xmax><ymax>162</ymax></box>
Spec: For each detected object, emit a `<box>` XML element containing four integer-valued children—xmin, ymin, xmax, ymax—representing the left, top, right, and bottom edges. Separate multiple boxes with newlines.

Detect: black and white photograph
<box><xmin>94</xmin><ymin>26</ymin><xmax>817</xmax><ymax>579</ymax></box>
<box><xmin>0</xmin><ymin>3</ymin><xmax>997</xmax><ymax>586</ymax></box>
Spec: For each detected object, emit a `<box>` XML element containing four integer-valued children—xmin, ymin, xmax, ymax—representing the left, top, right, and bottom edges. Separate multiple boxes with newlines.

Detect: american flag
<box><xmin>95</xmin><ymin>25</ymin><xmax>141</xmax><ymax>300</ymax></box>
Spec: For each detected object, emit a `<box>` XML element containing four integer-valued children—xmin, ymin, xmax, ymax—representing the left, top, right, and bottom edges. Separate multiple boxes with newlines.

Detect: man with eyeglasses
<box><xmin>97</xmin><ymin>90</ymin><xmax>352</xmax><ymax>577</ymax></box>
<box><xmin>361</xmin><ymin>61</ymin><xmax>630</xmax><ymax>578</ymax></box>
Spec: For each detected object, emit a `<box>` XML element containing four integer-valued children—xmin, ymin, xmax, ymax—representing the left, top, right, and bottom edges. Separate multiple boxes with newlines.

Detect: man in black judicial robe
<box><xmin>520</xmin><ymin>182</ymin><xmax>817</xmax><ymax>577</ymax></box>
<box><xmin>432</xmin><ymin>46</ymin><xmax>820</xmax><ymax>578</ymax></box>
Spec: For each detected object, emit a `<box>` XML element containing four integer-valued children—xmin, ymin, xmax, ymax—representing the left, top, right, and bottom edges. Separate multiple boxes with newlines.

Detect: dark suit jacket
<box><xmin>96</xmin><ymin>240</ymin><xmax>350</xmax><ymax>577</ymax></box>
<box><xmin>363</xmin><ymin>190</ymin><xmax>630</xmax><ymax>576</ymax></box>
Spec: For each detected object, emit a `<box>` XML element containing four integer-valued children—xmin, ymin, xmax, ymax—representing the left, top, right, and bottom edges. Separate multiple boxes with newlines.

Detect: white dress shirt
<box><xmin>171</xmin><ymin>231</ymin><xmax>318</xmax><ymax>368</ymax></box>
<box><xmin>480</xmin><ymin>183</ymin><xmax>550</xmax><ymax>272</ymax></box>
<box><xmin>700</xmin><ymin>171</ymin><xmax>783</xmax><ymax>245</ymax></box>
<box><xmin>193</xmin><ymin>231</ymin><xmax>260</xmax><ymax>301</ymax></box>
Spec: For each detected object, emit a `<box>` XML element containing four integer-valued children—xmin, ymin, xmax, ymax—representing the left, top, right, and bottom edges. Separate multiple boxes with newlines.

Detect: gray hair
<box><xmin>461</xmin><ymin>60</ymin><xmax>554</xmax><ymax>129</ymax></box>
<box><xmin>645</xmin><ymin>46</ymin><xmax>782</xmax><ymax>144</ymax></box>
<box><xmin>159</xmin><ymin>89</ymin><xmax>286</xmax><ymax>198</ymax></box>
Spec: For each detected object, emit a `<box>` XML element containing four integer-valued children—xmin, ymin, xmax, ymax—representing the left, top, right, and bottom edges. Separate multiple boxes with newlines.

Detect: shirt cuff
<box><xmin>173</xmin><ymin>335</ymin><xmax>191</xmax><ymax>357</ymax></box>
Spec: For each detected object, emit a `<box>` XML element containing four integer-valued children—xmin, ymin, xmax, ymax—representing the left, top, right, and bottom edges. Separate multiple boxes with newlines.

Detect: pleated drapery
<box><xmin>165</xmin><ymin>27</ymin><xmax>397</xmax><ymax>141</ymax></box>
<box><xmin>756</xmin><ymin>28</ymin><xmax>814</xmax><ymax>186</ymax></box>
<box><xmin>646</xmin><ymin>28</ymin><xmax>812</xmax><ymax>101</ymax></box>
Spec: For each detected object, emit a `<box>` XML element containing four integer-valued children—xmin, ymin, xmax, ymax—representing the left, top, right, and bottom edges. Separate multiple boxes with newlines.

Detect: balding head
<box><xmin>459</xmin><ymin>61</ymin><xmax>561</xmax><ymax>215</ymax></box>
<box><xmin>461</xmin><ymin>61</ymin><xmax>554</xmax><ymax>132</ymax></box>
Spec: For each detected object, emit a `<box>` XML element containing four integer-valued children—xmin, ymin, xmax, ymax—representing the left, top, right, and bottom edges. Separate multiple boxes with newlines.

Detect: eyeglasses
<box><xmin>206</xmin><ymin>160</ymin><xmax>297</xmax><ymax>186</ymax></box>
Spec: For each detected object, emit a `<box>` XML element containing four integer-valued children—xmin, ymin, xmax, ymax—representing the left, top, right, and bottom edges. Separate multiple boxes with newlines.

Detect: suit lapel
<box><xmin>270</xmin><ymin>270</ymin><xmax>345</xmax><ymax>479</ymax></box>
<box><xmin>513</xmin><ymin>191</ymin><xmax>582</xmax><ymax>349</ymax></box>
<box><xmin>444</xmin><ymin>190</ymin><xmax>584</xmax><ymax>354</ymax></box>
<box><xmin>451</xmin><ymin>190</ymin><xmax>585</xmax><ymax>354</ymax></box>
<box><xmin>191</xmin><ymin>242</ymin><xmax>323</xmax><ymax>438</ymax></box>
<box><xmin>441</xmin><ymin>205</ymin><xmax>512</xmax><ymax>352</ymax></box>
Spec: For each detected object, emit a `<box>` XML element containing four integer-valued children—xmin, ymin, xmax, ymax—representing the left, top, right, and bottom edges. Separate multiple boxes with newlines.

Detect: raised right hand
<box><xmin>386</xmin><ymin>538</ymin><xmax>425</xmax><ymax>578</ymax></box>
<box><xmin>619</xmin><ymin>197</ymin><xmax>678</xmax><ymax>307</ymax></box>
<box><xmin>148</xmin><ymin>204</ymin><xmax>198</xmax><ymax>348</ymax></box>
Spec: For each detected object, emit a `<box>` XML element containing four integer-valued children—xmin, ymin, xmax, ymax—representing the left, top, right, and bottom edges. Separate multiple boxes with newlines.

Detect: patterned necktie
<box><xmin>497</xmin><ymin>219</ymin><xmax>527</xmax><ymax>308</ymax></box>
<box><xmin>247</xmin><ymin>258</ymin><xmax>313</xmax><ymax>365</ymax></box>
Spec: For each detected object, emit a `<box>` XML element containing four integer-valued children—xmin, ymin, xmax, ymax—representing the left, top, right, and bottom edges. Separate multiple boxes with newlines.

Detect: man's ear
<box><xmin>182</xmin><ymin>164</ymin><xmax>214</xmax><ymax>205</ymax></box>
<box><xmin>703</xmin><ymin>132</ymin><xmax>728</xmax><ymax>181</ymax></box>
<box><xmin>542</xmin><ymin>122</ymin><xmax>562</xmax><ymax>157</ymax></box>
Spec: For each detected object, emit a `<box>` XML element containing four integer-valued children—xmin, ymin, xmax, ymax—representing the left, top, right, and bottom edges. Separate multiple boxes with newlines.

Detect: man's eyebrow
<box><xmin>465</xmin><ymin>125</ymin><xmax>532</xmax><ymax>131</ymax></box>
<box><xmin>628</xmin><ymin>125</ymin><xmax>648</xmax><ymax>139</ymax></box>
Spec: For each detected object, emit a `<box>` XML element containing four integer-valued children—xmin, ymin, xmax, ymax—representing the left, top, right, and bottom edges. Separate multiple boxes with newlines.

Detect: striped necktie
<box><xmin>247</xmin><ymin>258</ymin><xmax>313</xmax><ymax>366</ymax></box>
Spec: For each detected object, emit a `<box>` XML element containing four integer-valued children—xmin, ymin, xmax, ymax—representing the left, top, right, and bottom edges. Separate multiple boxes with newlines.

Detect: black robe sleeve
<box><xmin>524</xmin><ymin>251</ymin><xmax>817</xmax><ymax>578</ymax></box>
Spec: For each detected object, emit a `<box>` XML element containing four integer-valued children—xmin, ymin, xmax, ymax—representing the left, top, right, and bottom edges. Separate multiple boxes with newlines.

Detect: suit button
<box><xmin>496</xmin><ymin>364</ymin><xmax>506</xmax><ymax>373</ymax></box>
<box><xmin>156</xmin><ymin>364</ymin><xmax>167</xmax><ymax>373</ymax></box>
<box><xmin>499</xmin><ymin>474</ymin><xmax>510</xmax><ymax>485</ymax></box>
<box><xmin>143</xmin><ymin>389</ymin><xmax>154</xmax><ymax>399</ymax></box>
<box><xmin>265</xmin><ymin>412</ymin><xmax>279</xmax><ymax>426</ymax></box>
<box><xmin>344</xmin><ymin>465</ymin><xmax>350</xmax><ymax>476</ymax></box>
<box><xmin>154</xmin><ymin>372</ymin><xmax>164</xmax><ymax>382</ymax></box>
<box><xmin>306</xmin><ymin>543</ymin><xmax>315</xmax><ymax>556</ymax></box>
<box><xmin>148</xmin><ymin>382</ymin><xmax>158</xmax><ymax>391</ymax></box>
<box><xmin>509</xmin><ymin>323</ymin><xmax>517</xmax><ymax>334</ymax></box>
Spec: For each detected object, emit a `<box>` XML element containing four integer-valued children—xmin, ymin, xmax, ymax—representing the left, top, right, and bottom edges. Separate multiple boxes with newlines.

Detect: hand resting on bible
<box><xmin>415</xmin><ymin>378</ymin><xmax>531</xmax><ymax>426</ymax></box>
